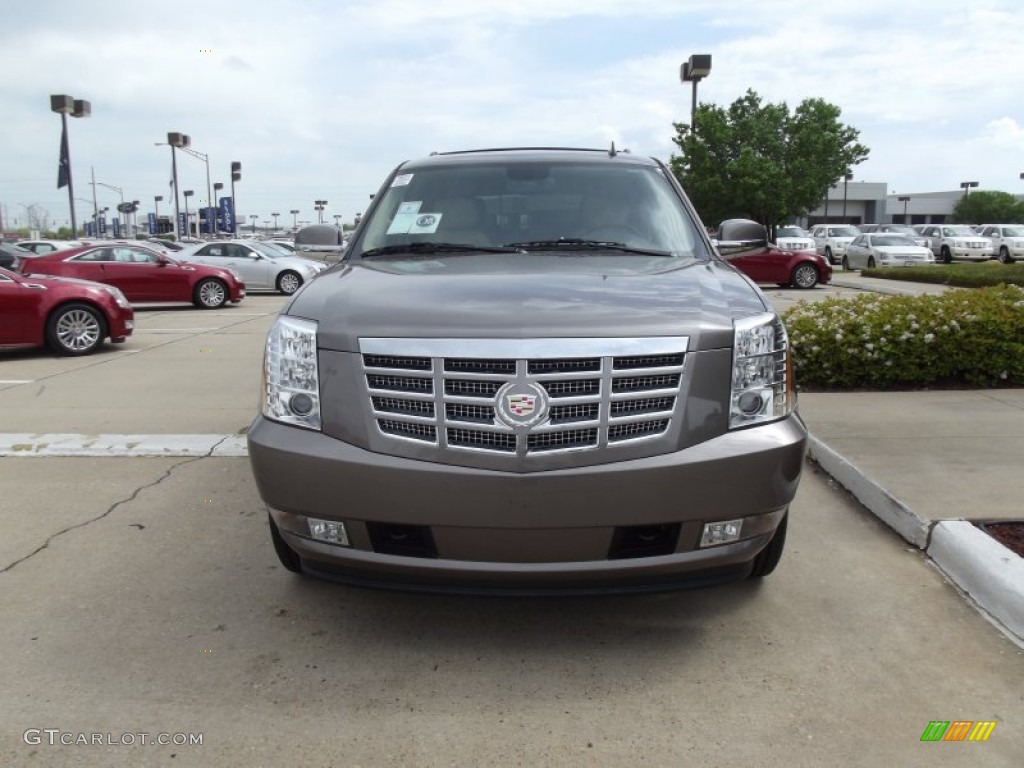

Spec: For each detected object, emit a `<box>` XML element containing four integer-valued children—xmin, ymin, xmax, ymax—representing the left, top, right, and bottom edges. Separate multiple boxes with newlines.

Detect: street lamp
<box><xmin>897</xmin><ymin>196</ymin><xmax>910</xmax><ymax>223</ymax></box>
<box><xmin>250</xmin><ymin>214</ymin><xmax>258</xmax><ymax>235</ymax></box>
<box><xmin>50</xmin><ymin>94</ymin><xmax>91</xmax><ymax>236</ymax></box>
<box><xmin>959</xmin><ymin>181</ymin><xmax>979</xmax><ymax>197</ymax></box>
<box><xmin>679</xmin><ymin>54</ymin><xmax>712</xmax><ymax>135</ymax></box>
<box><xmin>290</xmin><ymin>209</ymin><xmax>300</xmax><ymax>230</ymax></box>
<box><xmin>183</xmin><ymin>190</ymin><xmax>194</xmax><ymax>238</ymax></box>
<box><xmin>272</xmin><ymin>212</ymin><xmax>280</xmax><ymax>231</ymax></box>
<box><xmin>165</xmin><ymin>132</ymin><xmax>191</xmax><ymax>238</ymax></box>
<box><xmin>231</xmin><ymin>162</ymin><xmax>242</xmax><ymax>236</ymax></box>
<box><xmin>842</xmin><ymin>172</ymin><xmax>853</xmax><ymax>222</ymax></box>
<box><xmin>314</xmin><ymin>199</ymin><xmax>328</xmax><ymax>224</ymax></box>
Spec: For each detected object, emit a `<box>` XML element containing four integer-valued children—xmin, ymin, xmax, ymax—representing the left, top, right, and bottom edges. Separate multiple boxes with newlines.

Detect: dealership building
<box><xmin>799</xmin><ymin>181</ymin><xmax>1022</xmax><ymax>228</ymax></box>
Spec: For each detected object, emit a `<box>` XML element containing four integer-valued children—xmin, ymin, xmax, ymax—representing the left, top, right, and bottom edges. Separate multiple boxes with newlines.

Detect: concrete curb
<box><xmin>928</xmin><ymin>521</ymin><xmax>1024</xmax><ymax>641</ymax></box>
<box><xmin>807</xmin><ymin>433</ymin><xmax>1024</xmax><ymax>644</ymax></box>
<box><xmin>806</xmin><ymin>435</ymin><xmax>929</xmax><ymax>549</ymax></box>
<box><xmin>829</xmin><ymin>276</ymin><xmax>929</xmax><ymax>296</ymax></box>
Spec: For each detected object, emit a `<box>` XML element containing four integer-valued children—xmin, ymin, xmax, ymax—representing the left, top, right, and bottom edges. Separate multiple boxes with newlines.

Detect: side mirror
<box><xmin>248</xmin><ymin>251</ymin><xmax>262</xmax><ymax>260</ymax></box>
<box><xmin>715</xmin><ymin>219</ymin><xmax>768</xmax><ymax>254</ymax></box>
<box><xmin>156</xmin><ymin>255</ymin><xmax>171</xmax><ymax>266</ymax></box>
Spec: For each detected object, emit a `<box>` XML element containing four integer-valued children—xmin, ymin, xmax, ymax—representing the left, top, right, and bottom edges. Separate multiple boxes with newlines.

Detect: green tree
<box><xmin>670</xmin><ymin>89</ymin><xmax>869</xmax><ymax>228</ymax></box>
<box><xmin>950</xmin><ymin>190</ymin><xmax>1024</xmax><ymax>224</ymax></box>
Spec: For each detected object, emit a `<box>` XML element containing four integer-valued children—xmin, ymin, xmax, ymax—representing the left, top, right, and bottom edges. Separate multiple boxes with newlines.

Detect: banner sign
<box><xmin>85</xmin><ymin>221</ymin><xmax>95</xmax><ymax>237</ymax></box>
<box><xmin>178</xmin><ymin>212</ymin><xmax>188</xmax><ymax>237</ymax></box>
<box><xmin>147</xmin><ymin>213</ymin><xmax>157</xmax><ymax>234</ymax></box>
<box><xmin>99</xmin><ymin>217</ymin><xmax>107</xmax><ymax>236</ymax></box>
<box><xmin>112</xmin><ymin>218</ymin><xmax>121</xmax><ymax>238</ymax></box>
<box><xmin>219</xmin><ymin>196</ymin><xmax>235</xmax><ymax>233</ymax></box>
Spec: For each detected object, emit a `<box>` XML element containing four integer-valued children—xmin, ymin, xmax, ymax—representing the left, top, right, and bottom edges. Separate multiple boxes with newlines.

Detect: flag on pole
<box><xmin>57</xmin><ymin>121</ymin><xmax>70</xmax><ymax>189</ymax></box>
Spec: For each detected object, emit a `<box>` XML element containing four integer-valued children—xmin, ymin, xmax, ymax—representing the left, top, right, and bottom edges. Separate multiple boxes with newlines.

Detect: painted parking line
<box><xmin>0</xmin><ymin>380</ymin><xmax>35</xmax><ymax>385</ymax></box>
<box><xmin>132</xmin><ymin>328</ymin><xmax>220</xmax><ymax>333</ymax></box>
<box><xmin>0</xmin><ymin>434</ymin><xmax>248</xmax><ymax>457</ymax></box>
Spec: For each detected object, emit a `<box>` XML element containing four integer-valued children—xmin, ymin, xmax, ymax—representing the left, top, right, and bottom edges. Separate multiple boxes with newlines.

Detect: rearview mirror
<box><xmin>715</xmin><ymin>219</ymin><xmax>768</xmax><ymax>254</ymax></box>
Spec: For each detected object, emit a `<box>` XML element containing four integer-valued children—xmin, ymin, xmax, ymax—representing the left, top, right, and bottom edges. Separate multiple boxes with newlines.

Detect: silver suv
<box><xmin>247</xmin><ymin>148</ymin><xmax>806</xmax><ymax>593</ymax></box>
<box><xmin>916</xmin><ymin>225</ymin><xmax>993</xmax><ymax>263</ymax></box>
<box><xmin>977</xmin><ymin>224</ymin><xmax>1024</xmax><ymax>264</ymax></box>
<box><xmin>808</xmin><ymin>224</ymin><xmax>860</xmax><ymax>264</ymax></box>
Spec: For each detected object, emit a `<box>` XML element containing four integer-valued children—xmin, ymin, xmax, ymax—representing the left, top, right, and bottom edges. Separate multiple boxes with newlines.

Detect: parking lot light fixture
<box><xmin>314</xmin><ymin>200</ymin><xmax>328</xmax><ymax>224</ymax></box>
<box><xmin>290</xmin><ymin>209</ymin><xmax>300</xmax><ymax>229</ymax></box>
<box><xmin>959</xmin><ymin>181</ymin><xmax>979</xmax><ymax>197</ymax></box>
<box><xmin>897</xmin><ymin>196</ymin><xmax>910</xmax><ymax>222</ymax></box>
<box><xmin>165</xmin><ymin>132</ymin><xmax>191</xmax><ymax>238</ymax></box>
<box><xmin>51</xmin><ymin>94</ymin><xmax>91</xmax><ymax>236</ymax></box>
<box><xmin>250</xmin><ymin>214</ymin><xmax>258</xmax><ymax>235</ymax></box>
<box><xmin>272</xmin><ymin>212</ymin><xmax>280</xmax><ymax>231</ymax></box>
<box><xmin>679</xmin><ymin>54</ymin><xmax>711</xmax><ymax>136</ymax></box>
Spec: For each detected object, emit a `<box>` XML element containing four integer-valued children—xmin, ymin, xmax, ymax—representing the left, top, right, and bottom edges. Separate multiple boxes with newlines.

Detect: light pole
<box><xmin>960</xmin><ymin>181</ymin><xmax>979</xmax><ymax>197</ymax></box>
<box><xmin>250</xmin><ymin>214</ymin><xmax>258</xmax><ymax>235</ymax></box>
<box><xmin>679</xmin><ymin>54</ymin><xmax>712</xmax><ymax>136</ymax></box>
<box><xmin>183</xmin><ymin>190</ymin><xmax>194</xmax><ymax>238</ymax></box>
<box><xmin>290</xmin><ymin>209</ymin><xmax>300</xmax><ymax>230</ymax></box>
<box><xmin>154</xmin><ymin>195</ymin><xmax>163</xmax><ymax>235</ymax></box>
<box><xmin>897</xmin><ymin>196</ymin><xmax>910</xmax><ymax>223</ymax></box>
<box><xmin>165</xmin><ymin>132</ymin><xmax>190</xmax><ymax>239</ymax></box>
<box><xmin>314</xmin><ymin>199</ymin><xmax>327</xmax><ymax>224</ymax></box>
<box><xmin>333</xmin><ymin>214</ymin><xmax>342</xmax><ymax>227</ymax></box>
<box><xmin>842</xmin><ymin>172</ymin><xmax>853</xmax><ymax>223</ymax></box>
<box><xmin>231</xmin><ymin>162</ymin><xmax>242</xmax><ymax>236</ymax></box>
<box><xmin>50</xmin><ymin>95</ymin><xmax>91</xmax><ymax>237</ymax></box>
<box><xmin>272</xmin><ymin>212</ymin><xmax>280</xmax><ymax>231</ymax></box>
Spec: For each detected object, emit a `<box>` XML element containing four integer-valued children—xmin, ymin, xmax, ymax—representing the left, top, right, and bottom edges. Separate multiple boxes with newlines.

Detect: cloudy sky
<box><xmin>2</xmin><ymin>0</ymin><xmax>1022</xmax><ymax>231</ymax></box>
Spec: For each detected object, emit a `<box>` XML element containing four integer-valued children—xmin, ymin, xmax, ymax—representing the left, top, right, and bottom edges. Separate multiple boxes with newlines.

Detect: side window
<box><xmin>225</xmin><ymin>244</ymin><xmax>249</xmax><ymax>258</ymax></box>
<box><xmin>129</xmin><ymin>248</ymin><xmax>158</xmax><ymax>263</ymax></box>
<box><xmin>74</xmin><ymin>248</ymin><xmax>112</xmax><ymax>262</ymax></box>
<box><xmin>199</xmin><ymin>245</ymin><xmax>224</xmax><ymax>257</ymax></box>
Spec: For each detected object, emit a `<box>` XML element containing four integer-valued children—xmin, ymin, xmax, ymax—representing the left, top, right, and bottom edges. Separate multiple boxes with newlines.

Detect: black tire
<box><xmin>46</xmin><ymin>302</ymin><xmax>106</xmax><ymax>356</ymax></box>
<box><xmin>269</xmin><ymin>515</ymin><xmax>303</xmax><ymax>573</ymax></box>
<box><xmin>276</xmin><ymin>270</ymin><xmax>303</xmax><ymax>295</ymax></box>
<box><xmin>999</xmin><ymin>246</ymin><xmax>1013</xmax><ymax>264</ymax></box>
<box><xmin>940</xmin><ymin>245</ymin><xmax>952</xmax><ymax>264</ymax></box>
<box><xmin>824</xmin><ymin>246</ymin><xmax>833</xmax><ymax>264</ymax></box>
<box><xmin>193</xmin><ymin>278</ymin><xmax>228</xmax><ymax>309</ymax></box>
<box><xmin>841</xmin><ymin>255</ymin><xmax>850</xmax><ymax>271</ymax></box>
<box><xmin>867</xmin><ymin>255</ymin><xmax>876</xmax><ymax>268</ymax></box>
<box><xmin>749</xmin><ymin>512</ymin><xmax>787</xmax><ymax>579</ymax></box>
<box><xmin>790</xmin><ymin>263</ymin><xmax>819</xmax><ymax>289</ymax></box>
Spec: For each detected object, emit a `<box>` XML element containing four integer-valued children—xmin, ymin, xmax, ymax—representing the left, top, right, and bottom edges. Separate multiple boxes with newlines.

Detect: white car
<box><xmin>858</xmin><ymin>223</ymin><xmax>929</xmax><ymax>247</ymax></box>
<box><xmin>916</xmin><ymin>225</ymin><xmax>993</xmax><ymax>263</ymax></box>
<box><xmin>774</xmin><ymin>225</ymin><xmax>815</xmax><ymax>252</ymax></box>
<box><xmin>176</xmin><ymin>239</ymin><xmax>326</xmax><ymax>295</ymax></box>
<box><xmin>842</xmin><ymin>234</ymin><xmax>935</xmax><ymax>270</ymax></box>
<box><xmin>16</xmin><ymin>239</ymin><xmax>87</xmax><ymax>255</ymax></box>
<box><xmin>977</xmin><ymin>224</ymin><xmax>1024</xmax><ymax>264</ymax></box>
<box><xmin>808</xmin><ymin>224</ymin><xmax>861</xmax><ymax>264</ymax></box>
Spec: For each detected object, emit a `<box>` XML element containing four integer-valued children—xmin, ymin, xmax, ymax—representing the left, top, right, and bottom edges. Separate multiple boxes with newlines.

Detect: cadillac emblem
<box><xmin>496</xmin><ymin>381</ymin><xmax>548</xmax><ymax>428</ymax></box>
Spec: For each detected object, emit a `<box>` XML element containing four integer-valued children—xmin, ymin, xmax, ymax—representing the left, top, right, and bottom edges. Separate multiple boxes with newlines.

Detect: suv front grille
<box><xmin>361</xmin><ymin>338</ymin><xmax>687</xmax><ymax>458</ymax></box>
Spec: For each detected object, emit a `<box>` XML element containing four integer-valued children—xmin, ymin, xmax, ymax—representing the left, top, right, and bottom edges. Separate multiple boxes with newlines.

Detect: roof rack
<box><xmin>432</xmin><ymin>147</ymin><xmax>610</xmax><ymax>156</ymax></box>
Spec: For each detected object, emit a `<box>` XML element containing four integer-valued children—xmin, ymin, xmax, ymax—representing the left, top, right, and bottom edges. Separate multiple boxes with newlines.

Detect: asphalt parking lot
<box><xmin>1</xmin><ymin>286</ymin><xmax>1022</xmax><ymax>767</ymax></box>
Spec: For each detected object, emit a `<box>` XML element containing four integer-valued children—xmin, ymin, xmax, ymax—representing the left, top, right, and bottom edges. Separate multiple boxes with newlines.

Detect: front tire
<box><xmin>841</xmin><ymin>255</ymin><xmax>850</xmax><ymax>271</ymax></box>
<box><xmin>790</xmin><ymin>263</ymin><xmax>819</xmax><ymax>289</ymax></box>
<box><xmin>749</xmin><ymin>513</ymin><xmax>787</xmax><ymax>578</ymax></box>
<box><xmin>277</xmin><ymin>270</ymin><xmax>303</xmax><ymax>295</ymax></box>
<box><xmin>940</xmin><ymin>246</ymin><xmax>952</xmax><ymax>264</ymax></box>
<box><xmin>867</xmin><ymin>255</ymin><xmax>876</xmax><ymax>268</ymax></box>
<box><xmin>46</xmin><ymin>303</ymin><xmax>106</xmax><ymax>356</ymax></box>
<box><xmin>194</xmin><ymin>278</ymin><xmax>228</xmax><ymax>309</ymax></box>
<box><xmin>999</xmin><ymin>246</ymin><xmax>1013</xmax><ymax>264</ymax></box>
<box><xmin>824</xmin><ymin>246</ymin><xmax>833</xmax><ymax>264</ymax></box>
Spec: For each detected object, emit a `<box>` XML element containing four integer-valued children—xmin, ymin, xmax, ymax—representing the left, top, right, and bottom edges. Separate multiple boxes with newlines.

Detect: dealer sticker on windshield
<box><xmin>390</xmin><ymin>173</ymin><xmax>414</xmax><ymax>187</ymax></box>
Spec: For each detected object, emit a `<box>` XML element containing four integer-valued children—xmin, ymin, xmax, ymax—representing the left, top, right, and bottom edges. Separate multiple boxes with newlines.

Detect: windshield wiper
<box><xmin>503</xmin><ymin>239</ymin><xmax>674</xmax><ymax>257</ymax></box>
<box><xmin>360</xmin><ymin>242</ymin><xmax>523</xmax><ymax>258</ymax></box>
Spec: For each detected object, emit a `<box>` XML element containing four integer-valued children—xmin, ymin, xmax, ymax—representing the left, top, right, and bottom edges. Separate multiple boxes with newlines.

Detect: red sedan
<box><xmin>722</xmin><ymin>243</ymin><xmax>832</xmax><ymax>289</ymax></box>
<box><xmin>22</xmin><ymin>243</ymin><xmax>245</xmax><ymax>308</ymax></box>
<box><xmin>0</xmin><ymin>266</ymin><xmax>134</xmax><ymax>355</ymax></box>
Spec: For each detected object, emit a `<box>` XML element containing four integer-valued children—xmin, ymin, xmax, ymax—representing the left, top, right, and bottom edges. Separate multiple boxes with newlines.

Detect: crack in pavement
<box><xmin>0</xmin><ymin>435</ymin><xmax>234</xmax><ymax>575</ymax></box>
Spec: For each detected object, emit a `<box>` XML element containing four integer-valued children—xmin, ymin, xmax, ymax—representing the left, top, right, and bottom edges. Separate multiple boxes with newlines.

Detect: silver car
<box><xmin>977</xmin><ymin>225</ymin><xmax>1024</xmax><ymax>264</ymax></box>
<box><xmin>176</xmin><ymin>240</ymin><xmax>325</xmax><ymax>295</ymax></box>
<box><xmin>843</xmin><ymin>234</ymin><xmax>935</xmax><ymax>270</ymax></box>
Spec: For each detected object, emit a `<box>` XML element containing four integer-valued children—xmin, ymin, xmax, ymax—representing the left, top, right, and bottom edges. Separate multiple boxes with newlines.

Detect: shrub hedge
<box><xmin>860</xmin><ymin>262</ymin><xmax>1024</xmax><ymax>288</ymax></box>
<box><xmin>781</xmin><ymin>285</ymin><xmax>1024</xmax><ymax>388</ymax></box>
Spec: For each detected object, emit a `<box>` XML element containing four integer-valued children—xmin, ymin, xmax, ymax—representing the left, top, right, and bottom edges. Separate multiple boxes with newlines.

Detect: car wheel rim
<box><xmin>795</xmin><ymin>266</ymin><xmax>816</xmax><ymax>287</ymax></box>
<box><xmin>279</xmin><ymin>274</ymin><xmax>300</xmax><ymax>294</ymax></box>
<box><xmin>56</xmin><ymin>309</ymin><xmax>100</xmax><ymax>351</ymax></box>
<box><xmin>200</xmin><ymin>281</ymin><xmax>225</xmax><ymax>306</ymax></box>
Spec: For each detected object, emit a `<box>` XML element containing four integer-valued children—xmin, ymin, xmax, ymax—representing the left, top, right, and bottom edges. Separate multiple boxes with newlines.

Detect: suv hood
<box><xmin>286</xmin><ymin>254</ymin><xmax>769</xmax><ymax>353</ymax></box>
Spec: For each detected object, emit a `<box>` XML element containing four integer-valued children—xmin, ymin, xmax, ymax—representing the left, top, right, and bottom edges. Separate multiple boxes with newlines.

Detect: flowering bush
<box><xmin>781</xmin><ymin>285</ymin><xmax>1024</xmax><ymax>388</ymax></box>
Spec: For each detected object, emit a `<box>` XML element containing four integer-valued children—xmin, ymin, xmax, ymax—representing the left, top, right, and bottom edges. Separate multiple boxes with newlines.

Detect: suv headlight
<box><xmin>262</xmin><ymin>316</ymin><xmax>321</xmax><ymax>430</ymax></box>
<box><xmin>730</xmin><ymin>313</ymin><xmax>794</xmax><ymax>429</ymax></box>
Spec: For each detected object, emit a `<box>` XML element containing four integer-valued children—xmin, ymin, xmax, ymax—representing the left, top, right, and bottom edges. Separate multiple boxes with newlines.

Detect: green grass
<box><xmin>860</xmin><ymin>261</ymin><xmax>1024</xmax><ymax>287</ymax></box>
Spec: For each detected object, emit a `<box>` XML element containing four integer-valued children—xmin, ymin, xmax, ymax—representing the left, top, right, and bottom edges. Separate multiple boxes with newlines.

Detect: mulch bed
<box><xmin>979</xmin><ymin>522</ymin><xmax>1024</xmax><ymax>558</ymax></box>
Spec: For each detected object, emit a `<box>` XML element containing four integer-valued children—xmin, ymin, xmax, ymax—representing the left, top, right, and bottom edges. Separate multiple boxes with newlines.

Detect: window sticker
<box><xmin>408</xmin><ymin>213</ymin><xmax>442</xmax><ymax>234</ymax></box>
<box><xmin>386</xmin><ymin>201</ymin><xmax>425</xmax><ymax>234</ymax></box>
<box><xmin>390</xmin><ymin>173</ymin><xmax>414</xmax><ymax>187</ymax></box>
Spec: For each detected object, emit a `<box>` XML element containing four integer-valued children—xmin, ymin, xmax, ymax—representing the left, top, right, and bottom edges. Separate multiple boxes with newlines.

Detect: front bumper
<box><xmin>247</xmin><ymin>412</ymin><xmax>808</xmax><ymax>592</ymax></box>
<box><xmin>950</xmin><ymin>247</ymin><xmax>993</xmax><ymax>260</ymax></box>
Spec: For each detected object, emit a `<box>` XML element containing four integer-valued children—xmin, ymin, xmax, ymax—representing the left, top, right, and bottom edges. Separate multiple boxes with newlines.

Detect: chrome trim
<box><xmin>360</xmin><ymin>337</ymin><xmax>689</xmax><ymax>358</ymax></box>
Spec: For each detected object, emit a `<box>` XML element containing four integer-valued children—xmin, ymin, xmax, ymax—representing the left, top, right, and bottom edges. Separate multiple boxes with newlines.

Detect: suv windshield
<box><xmin>827</xmin><ymin>226</ymin><xmax>860</xmax><ymax>237</ymax></box>
<box><xmin>777</xmin><ymin>226</ymin><xmax>810</xmax><ymax>238</ymax></box>
<box><xmin>354</xmin><ymin>159</ymin><xmax>702</xmax><ymax>260</ymax></box>
<box><xmin>873</xmin><ymin>235</ymin><xmax>915</xmax><ymax>246</ymax></box>
<box><xmin>943</xmin><ymin>226</ymin><xmax>978</xmax><ymax>237</ymax></box>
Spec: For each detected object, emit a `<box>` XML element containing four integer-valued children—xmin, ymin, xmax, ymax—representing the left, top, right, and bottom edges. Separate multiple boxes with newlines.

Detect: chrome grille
<box><xmin>359</xmin><ymin>337</ymin><xmax>688</xmax><ymax>457</ymax></box>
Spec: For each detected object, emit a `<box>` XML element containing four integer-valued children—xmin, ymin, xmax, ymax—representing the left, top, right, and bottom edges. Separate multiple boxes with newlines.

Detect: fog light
<box><xmin>737</xmin><ymin>391</ymin><xmax>764</xmax><ymax>415</ymax></box>
<box><xmin>308</xmin><ymin>518</ymin><xmax>350</xmax><ymax>546</ymax></box>
<box><xmin>700</xmin><ymin>519</ymin><xmax>743</xmax><ymax>547</ymax></box>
